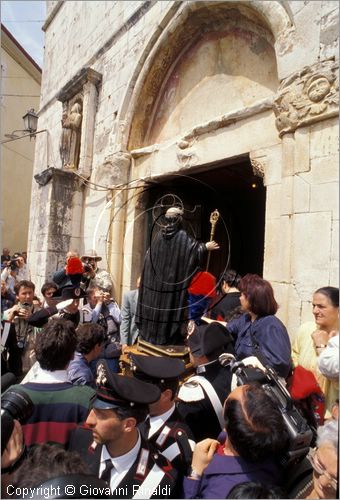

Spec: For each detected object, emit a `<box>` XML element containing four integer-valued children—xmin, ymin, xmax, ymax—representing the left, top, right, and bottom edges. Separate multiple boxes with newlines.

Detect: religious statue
<box><xmin>136</xmin><ymin>200</ymin><xmax>219</xmax><ymax>346</ymax></box>
<box><xmin>60</xmin><ymin>101</ymin><xmax>82</xmax><ymax>169</ymax></box>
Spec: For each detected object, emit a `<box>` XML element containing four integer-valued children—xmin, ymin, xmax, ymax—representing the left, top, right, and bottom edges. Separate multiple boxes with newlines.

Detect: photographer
<box><xmin>80</xmin><ymin>250</ymin><xmax>113</xmax><ymax>294</ymax></box>
<box><xmin>1</xmin><ymin>280</ymin><xmax>16</xmax><ymax>313</ymax></box>
<box><xmin>82</xmin><ymin>287</ymin><xmax>121</xmax><ymax>374</ymax></box>
<box><xmin>1</xmin><ymin>258</ymin><xmax>20</xmax><ymax>294</ymax></box>
<box><xmin>82</xmin><ymin>287</ymin><xmax>121</xmax><ymax>342</ymax></box>
<box><xmin>2</xmin><ymin>281</ymin><xmax>41</xmax><ymax>377</ymax></box>
<box><xmin>1</xmin><ymin>248</ymin><xmax>11</xmax><ymax>267</ymax></box>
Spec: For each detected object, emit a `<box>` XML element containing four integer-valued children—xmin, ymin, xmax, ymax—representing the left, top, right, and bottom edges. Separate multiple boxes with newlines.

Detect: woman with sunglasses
<box><xmin>295</xmin><ymin>419</ymin><xmax>338</xmax><ymax>499</ymax></box>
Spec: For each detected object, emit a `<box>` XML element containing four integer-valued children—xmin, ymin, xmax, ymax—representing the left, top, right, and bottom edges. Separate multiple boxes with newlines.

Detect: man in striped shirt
<box><xmin>6</xmin><ymin>318</ymin><xmax>94</xmax><ymax>449</ymax></box>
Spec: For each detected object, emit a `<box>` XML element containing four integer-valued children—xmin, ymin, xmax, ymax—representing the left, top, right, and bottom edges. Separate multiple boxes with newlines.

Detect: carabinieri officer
<box><xmin>130</xmin><ymin>354</ymin><xmax>195</xmax><ymax>475</ymax></box>
<box><xmin>69</xmin><ymin>359</ymin><xmax>178</xmax><ymax>498</ymax></box>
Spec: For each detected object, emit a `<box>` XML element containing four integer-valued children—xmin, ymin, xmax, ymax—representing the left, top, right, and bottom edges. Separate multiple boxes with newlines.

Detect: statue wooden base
<box><xmin>137</xmin><ymin>338</ymin><xmax>190</xmax><ymax>358</ymax></box>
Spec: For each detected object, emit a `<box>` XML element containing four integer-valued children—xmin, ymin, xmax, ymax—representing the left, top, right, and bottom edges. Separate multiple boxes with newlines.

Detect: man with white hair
<box><xmin>136</xmin><ymin>205</ymin><xmax>219</xmax><ymax>345</ymax></box>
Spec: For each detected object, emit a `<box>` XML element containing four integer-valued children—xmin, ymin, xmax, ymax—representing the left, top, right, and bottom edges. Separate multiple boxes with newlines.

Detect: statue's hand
<box><xmin>205</xmin><ymin>241</ymin><xmax>220</xmax><ymax>251</ymax></box>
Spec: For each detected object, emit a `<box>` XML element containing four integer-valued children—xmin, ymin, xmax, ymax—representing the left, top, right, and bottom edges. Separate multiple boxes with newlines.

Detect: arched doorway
<box><xmin>144</xmin><ymin>156</ymin><xmax>266</xmax><ymax>279</ymax></box>
<box><xmin>118</xmin><ymin>1</ymin><xmax>285</xmax><ymax>296</ymax></box>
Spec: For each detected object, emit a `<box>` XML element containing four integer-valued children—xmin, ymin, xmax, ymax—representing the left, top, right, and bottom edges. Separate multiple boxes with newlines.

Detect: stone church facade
<box><xmin>28</xmin><ymin>1</ymin><xmax>339</xmax><ymax>337</ymax></box>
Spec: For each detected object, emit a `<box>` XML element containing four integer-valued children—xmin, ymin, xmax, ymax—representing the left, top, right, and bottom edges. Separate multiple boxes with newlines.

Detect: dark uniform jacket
<box><xmin>28</xmin><ymin>306</ymin><xmax>80</xmax><ymax>328</ymax></box>
<box><xmin>209</xmin><ymin>292</ymin><xmax>241</xmax><ymax>321</ymax></box>
<box><xmin>139</xmin><ymin>406</ymin><xmax>195</xmax><ymax>475</ymax></box>
<box><xmin>176</xmin><ymin>359</ymin><xmax>232</xmax><ymax>442</ymax></box>
<box><xmin>69</xmin><ymin>427</ymin><xmax>178</xmax><ymax>498</ymax></box>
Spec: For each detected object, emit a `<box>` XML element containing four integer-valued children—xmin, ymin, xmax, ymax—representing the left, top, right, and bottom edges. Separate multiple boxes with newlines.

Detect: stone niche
<box><xmin>128</xmin><ymin>3</ymin><xmax>279</xmax><ymax>149</ymax></box>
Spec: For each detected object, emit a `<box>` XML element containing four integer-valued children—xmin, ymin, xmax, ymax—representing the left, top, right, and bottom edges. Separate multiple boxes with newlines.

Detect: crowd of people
<box><xmin>1</xmin><ymin>243</ymin><xmax>338</xmax><ymax>500</ymax></box>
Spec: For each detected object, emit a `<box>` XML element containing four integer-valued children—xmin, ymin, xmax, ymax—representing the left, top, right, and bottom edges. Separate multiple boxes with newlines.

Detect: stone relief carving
<box><xmin>250</xmin><ymin>158</ymin><xmax>265</xmax><ymax>178</ymax></box>
<box><xmin>273</xmin><ymin>59</ymin><xmax>338</xmax><ymax>136</ymax></box>
<box><xmin>60</xmin><ymin>98</ymin><xmax>83</xmax><ymax>170</ymax></box>
<box><xmin>176</xmin><ymin>150</ymin><xmax>199</xmax><ymax>168</ymax></box>
<box><xmin>94</xmin><ymin>152</ymin><xmax>131</xmax><ymax>188</ymax></box>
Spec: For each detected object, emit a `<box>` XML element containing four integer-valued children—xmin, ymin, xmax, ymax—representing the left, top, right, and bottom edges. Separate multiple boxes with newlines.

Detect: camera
<box><xmin>1</xmin><ymin>387</ymin><xmax>33</xmax><ymax>454</ymax></box>
<box><xmin>219</xmin><ymin>353</ymin><xmax>313</xmax><ymax>466</ymax></box>
<box><xmin>8</xmin><ymin>259</ymin><xmax>19</xmax><ymax>271</ymax></box>
<box><xmin>83</xmin><ymin>264</ymin><xmax>92</xmax><ymax>273</ymax></box>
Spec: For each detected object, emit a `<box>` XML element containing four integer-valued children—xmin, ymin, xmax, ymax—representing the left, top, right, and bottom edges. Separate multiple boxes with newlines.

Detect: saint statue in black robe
<box><xmin>136</xmin><ymin>207</ymin><xmax>219</xmax><ymax>345</ymax></box>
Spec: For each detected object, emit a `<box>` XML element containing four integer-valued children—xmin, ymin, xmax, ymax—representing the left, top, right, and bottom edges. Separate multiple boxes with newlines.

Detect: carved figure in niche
<box><xmin>60</xmin><ymin>101</ymin><xmax>82</xmax><ymax>169</ymax></box>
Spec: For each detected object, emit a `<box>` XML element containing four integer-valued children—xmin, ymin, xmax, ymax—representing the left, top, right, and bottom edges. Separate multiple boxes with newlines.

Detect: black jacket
<box><xmin>139</xmin><ymin>407</ymin><xmax>194</xmax><ymax>475</ymax></box>
<box><xmin>177</xmin><ymin>359</ymin><xmax>232</xmax><ymax>442</ymax></box>
<box><xmin>68</xmin><ymin>427</ymin><xmax>178</xmax><ymax>498</ymax></box>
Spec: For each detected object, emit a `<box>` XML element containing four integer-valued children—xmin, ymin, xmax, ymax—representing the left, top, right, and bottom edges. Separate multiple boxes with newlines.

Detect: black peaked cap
<box><xmin>92</xmin><ymin>359</ymin><xmax>161</xmax><ymax>409</ymax></box>
<box><xmin>52</xmin><ymin>286</ymin><xmax>87</xmax><ymax>300</ymax></box>
<box><xmin>130</xmin><ymin>354</ymin><xmax>185</xmax><ymax>384</ymax></box>
<box><xmin>188</xmin><ymin>322</ymin><xmax>230</xmax><ymax>357</ymax></box>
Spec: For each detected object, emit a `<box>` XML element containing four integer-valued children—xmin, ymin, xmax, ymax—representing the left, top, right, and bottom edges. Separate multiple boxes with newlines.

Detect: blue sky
<box><xmin>1</xmin><ymin>1</ymin><xmax>46</xmax><ymax>67</ymax></box>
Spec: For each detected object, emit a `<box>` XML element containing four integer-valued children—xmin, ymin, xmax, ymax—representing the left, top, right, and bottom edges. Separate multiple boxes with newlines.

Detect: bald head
<box><xmin>165</xmin><ymin>207</ymin><xmax>183</xmax><ymax>219</ymax></box>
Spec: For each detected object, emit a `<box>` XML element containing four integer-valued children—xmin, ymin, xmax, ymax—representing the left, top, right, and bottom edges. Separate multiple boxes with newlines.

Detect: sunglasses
<box><xmin>307</xmin><ymin>448</ymin><xmax>338</xmax><ymax>490</ymax></box>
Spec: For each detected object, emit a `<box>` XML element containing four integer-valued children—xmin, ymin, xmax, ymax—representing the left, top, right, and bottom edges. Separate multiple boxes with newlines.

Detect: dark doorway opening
<box><xmin>144</xmin><ymin>157</ymin><xmax>266</xmax><ymax>279</ymax></box>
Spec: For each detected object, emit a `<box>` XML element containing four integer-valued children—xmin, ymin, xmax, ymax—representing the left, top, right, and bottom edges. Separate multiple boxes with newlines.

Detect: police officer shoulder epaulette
<box><xmin>177</xmin><ymin>378</ymin><xmax>205</xmax><ymax>402</ymax></box>
<box><xmin>151</xmin><ymin>448</ymin><xmax>175</xmax><ymax>471</ymax></box>
<box><xmin>174</xmin><ymin>428</ymin><xmax>194</xmax><ymax>470</ymax></box>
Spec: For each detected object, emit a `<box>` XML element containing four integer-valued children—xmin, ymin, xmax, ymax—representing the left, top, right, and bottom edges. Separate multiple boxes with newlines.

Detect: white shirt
<box><xmin>99</xmin><ymin>432</ymin><xmax>141</xmax><ymax>491</ymax></box>
<box><xmin>318</xmin><ymin>335</ymin><xmax>339</xmax><ymax>379</ymax></box>
<box><xmin>148</xmin><ymin>404</ymin><xmax>176</xmax><ymax>438</ymax></box>
<box><xmin>20</xmin><ymin>363</ymin><xmax>69</xmax><ymax>384</ymax></box>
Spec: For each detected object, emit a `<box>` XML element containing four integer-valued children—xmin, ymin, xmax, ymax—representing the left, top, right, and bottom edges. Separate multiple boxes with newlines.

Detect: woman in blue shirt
<box><xmin>226</xmin><ymin>274</ymin><xmax>291</xmax><ymax>379</ymax></box>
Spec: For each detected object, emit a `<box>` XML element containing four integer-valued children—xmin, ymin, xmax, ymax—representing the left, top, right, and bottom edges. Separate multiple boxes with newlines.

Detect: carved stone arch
<box><xmin>116</xmin><ymin>1</ymin><xmax>293</xmax><ymax>151</ymax></box>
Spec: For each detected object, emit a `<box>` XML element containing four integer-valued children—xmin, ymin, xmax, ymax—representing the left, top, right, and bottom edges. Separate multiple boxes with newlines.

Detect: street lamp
<box><xmin>2</xmin><ymin>108</ymin><xmax>40</xmax><ymax>142</ymax></box>
<box><xmin>22</xmin><ymin>108</ymin><xmax>39</xmax><ymax>134</ymax></box>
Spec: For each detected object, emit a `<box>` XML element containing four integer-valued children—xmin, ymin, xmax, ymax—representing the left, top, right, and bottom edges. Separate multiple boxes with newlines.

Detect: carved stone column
<box><xmin>94</xmin><ymin>151</ymin><xmax>132</xmax><ymax>301</ymax></box>
<box><xmin>29</xmin><ymin>168</ymin><xmax>84</xmax><ymax>291</ymax></box>
<box><xmin>121</xmin><ymin>184</ymin><xmax>148</xmax><ymax>297</ymax></box>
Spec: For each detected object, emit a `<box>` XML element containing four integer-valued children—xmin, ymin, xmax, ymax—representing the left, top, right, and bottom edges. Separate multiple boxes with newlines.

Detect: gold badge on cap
<box><xmin>96</xmin><ymin>363</ymin><xmax>107</xmax><ymax>386</ymax></box>
<box><xmin>187</xmin><ymin>320</ymin><xmax>196</xmax><ymax>338</ymax></box>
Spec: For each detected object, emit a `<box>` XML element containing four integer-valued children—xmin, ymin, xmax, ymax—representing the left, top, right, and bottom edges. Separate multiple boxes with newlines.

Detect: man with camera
<box><xmin>82</xmin><ymin>287</ymin><xmax>121</xmax><ymax>341</ymax></box>
<box><xmin>80</xmin><ymin>250</ymin><xmax>113</xmax><ymax>294</ymax></box>
<box><xmin>2</xmin><ymin>280</ymin><xmax>41</xmax><ymax>378</ymax></box>
<box><xmin>1</xmin><ymin>280</ymin><xmax>16</xmax><ymax>313</ymax></box>
<box><xmin>1</xmin><ymin>257</ymin><xmax>22</xmax><ymax>294</ymax></box>
<box><xmin>82</xmin><ymin>287</ymin><xmax>122</xmax><ymax>374</ymax></box>
<box><xmin>1</xmin><ymin>248</ymin><xmax>11</xmax><ymax>268</ymax></box>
